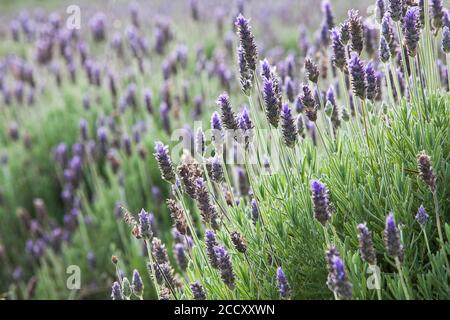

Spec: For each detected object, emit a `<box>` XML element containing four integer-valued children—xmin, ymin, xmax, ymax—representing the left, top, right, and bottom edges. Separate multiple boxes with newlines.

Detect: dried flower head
<box><xmin>301</xmin><ymin>84</ymin><xmax>318</xmax><ymax>122</ymax></box>
<box><xmin>348</xmin><ymin>10</ymin><xmax>364</xmax><ymax>55</ymax></box>
<box><xmin>167</xmin><ymin>199</ymin><xmax>187</xmax><ymax>235</ymax></box>
<box><xmin>417</xmin><ymin>151</ymin><xmax>437</xmax><ymax>192</ymax></box>
<box><xmin>230</xmin><ymin>231</ymin><xmax>248</xmax><ymax>253</ymax></box>
<box><xmin>304</xmin><ymin>57</ymin><xmax>320</xmax><ymax>83</ymax></box>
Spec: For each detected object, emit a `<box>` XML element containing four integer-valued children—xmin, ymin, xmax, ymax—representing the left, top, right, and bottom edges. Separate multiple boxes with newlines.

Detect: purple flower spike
<box><xmin>235</xmin><ymin>14</ymin><xmax>258</xmax><ymax>73</ymax></box>
<box><xmin>310</xmin><ymin>180</ymin><xmax>331</xmax><ymax>225</ymax></box>
<box><xmin>138</xmin><ymin>209</ymin><xmax>153</xmax><ymax>240</ymax></box>
<box><xmin>431</xmin><ymin>0</ymin><xmax>444</xmax><ymax>30</ymax></box>
<box><xmin>357</xmin><ymin>223</ymin><xmax>377</xmax><ymax>265</ymax></box>
<box><xmin>365</xmin><ymin>62</ymin><xmax>377</xmax><ymax>101</ymax></box>
<box><xmin>154</xmin><ymin>142</ymin><xmax>175</xmax><ymax>183</ymax></box>
<box><xmin>403</xmin><ymin>7</ymin><xmax>421</xmax><ymax>57</ymax></box>
<box><xmin>388</xmin><ymin>0</ymin><xmax>403</xmax><ymax>22</ymax></box>
<box><xmin>330</xmin><ymin>28</ymin><xmax>347</xmax><ymax>70</ymax></box>
<box><xmin>251</xmin><ymin>198</ymin><xmax>259</xmax><ymax>224</ymax></box>
<box><xmin>174</xmin><ymin>243</ymin><xmax>188</xmax><ymax>271</ymax></box>
<box><xmin>301</xmin><ymin>84</ymin><xmax>318</xmax><ymax>122</ymax></box>
<box><xmin>217</xmin><ymin>92</ymin><xmax>238</xmax><ymax>130</ymax></box>
<box><xmin>276</xmin><ymin>266</ymin><xmax>291</xmax><ymax>298</ymax></box>
<box><xmin>322</xmin><ymin>0</ymin><xmax>335</xmax><ymax>30</ymax></box>
<box><xmin>376</xmin><ymin>0</ymin><xmax>386</xmax><ymax>23</ymax></box>
<box><xmin>214</xmin><ymin>245</ymin><xmax>235</xmax><ymax>290</ymax></box>
<box><xmin>132</xmin><ymin>269</ymin><xmax>144</xmax><ymax>297</ymax></box>
<box><xmin>442</xmin><ymin>26</ymin><xmax>450</xmax><ymax>53</ymax></box>
<box><xmin>348</xmin><ymin>9</ymin><xmax>364</xmax><ymax>55</ymax></box>
<box><xmin>349</xmin><ymin>52</ymin><xmax>367</xmax><ymax>100</ymax></box>
<box><xmin>238</xmin><ymin>106</ymin><xmax>253</xmax><ymax>131</ymax></box>
<box><xmin>380</xmin><ymin>36</ymin><xmax>391</xmax><ymax>63</ymax></box>
<box><xmin>384</xmin><ymin>212</ymin><xmax>404</xmax><ymax>259</ymax></box>
<box><xmin>111</xmin><ymin>281</ymin><xmax>123</xmax><ymax>300</ymax></box>
<box><xmin>263</xmin><ymin>78</ymin><xmax>281</xmax><ymax>127</ymax></box>
<box><xmin>190</xmin><ymin>281</ymin><xmax>206</xmax><ymax>300</ymax></box>
<box><xmin>328</xmin><ymin>254</ymin><xmax>353</xmax><ymax>300</ymax></box>
<box><xmin>281</xmin><ymin>103</ymin><xmax>297</xmax><ymax>148</ymax></box>
<box><xmin>415</xmin><ymin>205</ymin><xmax>429</xmax><ymax>226</ymax></box>
<box><xmin>417</xmin><ymin>151</ymin><xmax>436</xmax><ymax>192</ymax></box>
<box><xmin>205</xmin><ymin>230</ymin><xmax>219</xmax><ymax>269</ymax></box>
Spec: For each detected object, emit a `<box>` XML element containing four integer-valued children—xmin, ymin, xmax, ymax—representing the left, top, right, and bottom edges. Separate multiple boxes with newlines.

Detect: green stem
<box><xmin>394</xmin><ymin>257</ymin><xmax>410</xmax><ymax>300</ymax></box>
<box><xmin>432</xmin><ymin>191</ymin><xmax>445</xmax><ymax>246</ymax></box>
<box><xmin>422</xmin><ymin>228</ymin><xmax>432</xmax><ymax>257</ymax></box>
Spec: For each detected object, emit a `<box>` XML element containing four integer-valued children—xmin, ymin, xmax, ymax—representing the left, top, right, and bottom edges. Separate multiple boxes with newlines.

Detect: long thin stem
<box><xmin>394</xmin><ymin>257</ymin><xmax>410</xmax><ymax>300</ymax></box>
<box><xmin>421</xmin><ymin>228</ymin><xmax>432</xmax><ymax>257</ymax></box>
<box><xmin>432</xmin><ymin>191</ymin><xmax>444</xmax><ymax>246</ymax></box>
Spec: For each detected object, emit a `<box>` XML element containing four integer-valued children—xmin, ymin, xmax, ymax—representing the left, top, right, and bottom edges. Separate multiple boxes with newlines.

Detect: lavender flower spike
<box><xmin>376</xmin><ymin>0</ymin><xmax>386</xmax><ymax>23</ymax></box>
<box><xmin>214</xmin><ymin>245</ymin><xmax>236</xmax><ymax>290</ymax></box>
<box><xmin>196</xmin><ymin>178</ymin><xmax>220</xmax><ymax>229</ymax></box>
<box><xmin>216</xmin><ymin>92</ymin><xmax>238</xmax><ymax>130</ymax></box>
<box><xmin>276</xmin><ymin>266</ymin><xmax>291</xmax><ymax>298</ymax></box>
<box><xmin>301</xmin><ymin>84</ymin><xmax>318</xmax><ymax>122</ymax></box>
<box><xmin>238</xmin><ymin>46</ymin><xmax>253</xmax><ymax>94</ymax></box>
<box><xmin>322</xmin><ymin>0</ymin><xmax>335</xmax><ymax>30</ymax></box>
<box><xmin>415</xmin><ymin>205</ymin><xmax>429</xmax><ymax>226</ymax></box>
<box><xmin>235</xmin><ymin>14</ymin><xmax>258</xmax><ymax>74</ymax></box>
<box><xmin>154</xmin><ymin>142</ymin><xmax>175</xmax><ymax>183</ymax></box>
<box><xmin>111</xmin><ymin>281</ymin><xmax>123</xmax><ymax>300</ymax></box>
<box><xmin>442</xmin><ymin>26</ymin><xmax>450</xmax><ymax>53</ymax></box>
<box><xmin>138</xmin><ymin>209</ymin><xmax>153</xmax><ymax>240</ymax></box>
<box><xmin>263</xmin><ymin>78</ymin><xmax>281</xmax><ymax>127</ymax></box>
<box><xmin>195</xmin><ymin>127</ymin><xmax>205</xmax><ymax>156</ymax></box>
<box><xmin>132</xmin><ymin>269</ymin><xmax>144</xmax><ymax>297</ymax></box>
<box><xmin>310</xmin><ymin>180</ymin><xmax>331</xmax><ymax>225</ymax></box>
<box><xmin>431</xmin><ymin>0</ymin><xmax>444</xmax><ymax>30</ymax></box>
<box><xmin>365</xmin><ymin>62</ymin><xmax>377</xmax><ymax>101</ymax></box>
<box><xmin>205</xmin><ymin>230</ymin><xmax>219</xmax><ymax>268</ymax></box>
<box><xmin>348</xmin><ymin>9</ymin><xmax>364</xmax><ymax>55</ymax></box>
<box><xmin>328</xmin><ymin>254</ymin><xmax>353</xmax><ymax>300</ymax></box>
<box><xmin>380</xmin><ymin>36</ymin><xmax>391</xmax><ymax>63</ymax></box>
<box><xmin>230</xmin><ymin>231</ymin><xmax>248</xmax><ymax>253</ymax></box>
<box><xmin>417</xmin><ymin>151</ymin><xmax>436</xmax><ymax>192</ymax></box>
<box><xmin>388</xmin><ymin>0</ymin><xmax>403</xmax><ymax>22</ymax></box>
<box><xmin>357</xmin><ymin>223</ymin><xmax>377</xmax><ymax>265</ymax></box>
<box><xmin>211</xmin><ymin>111</ymin><xmax>224</xmax><ymax>146</ymax></box>
<box><xmin>403</xmin><ymin>7</ymin><xmax>421</xmax><ymax>57</ymax></box>
<box><xmin>349</xmin><ymin>52</ymin><xmax>367</xmax><ymax>100</ymax></box>
<box><xmin>330</xmin><ymin>28</ymin><xmax>347</xmax><ymax>70</ymax></box>
<box><xmin>251</xmin><ymin>198</ymin><xmax>259</xmax><ymax>224</ymax></box>
<box><xmin>281</xmin><ymin>103</ymin><xmax>297</xmax><ymax>148</ymax></box>
<box><xmin>304</xmin><ymin>57</ymin><xmax>320</xmax><ymax>84</ymax></box>
<box><xmin>190</xmin><ymin>281</ymin><xmax>207</xmax><ymax>300</ymax></box>
<box><xmin>384</xmin><ymin>212</ymin><xmax>404</xmax><ymax>259</ymax></box>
